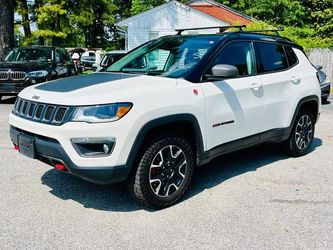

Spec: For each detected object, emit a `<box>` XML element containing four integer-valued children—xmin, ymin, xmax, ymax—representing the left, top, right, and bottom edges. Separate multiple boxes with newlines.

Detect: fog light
<box><xmin>71</xmin><ymin>137</ymin><xmax>116</xmax><ymax>157</ymax></box>
<box><xmin>103</xmin><ymin>144</ymin><xmax>110</xmax><ymax>154</ymax></box>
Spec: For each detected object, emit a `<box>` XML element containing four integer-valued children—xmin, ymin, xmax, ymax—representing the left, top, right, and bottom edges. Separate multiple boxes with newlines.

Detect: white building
<box><xmin>116</xmin><ymin>0</ymin><xmax>253</xmax><ymax>51</ymax></box>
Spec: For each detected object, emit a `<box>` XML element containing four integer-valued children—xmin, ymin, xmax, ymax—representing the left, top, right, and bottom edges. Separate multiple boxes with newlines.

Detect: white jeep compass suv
<box><xmin>9</xmin><ymin>26</ymin><xmax>321</xmax><ymax>208</ymax></box>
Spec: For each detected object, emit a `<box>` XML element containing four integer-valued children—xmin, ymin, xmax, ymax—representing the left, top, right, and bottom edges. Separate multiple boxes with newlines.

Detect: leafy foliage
<box><xmin>245</xmin><ymin>22</ymin><xmax>333</xmax><ymax>50</ymax></box>
<box><xmin>12</xmin><ymin>0</ymin><xmax>333</xmax><ymax>49</ymax></box>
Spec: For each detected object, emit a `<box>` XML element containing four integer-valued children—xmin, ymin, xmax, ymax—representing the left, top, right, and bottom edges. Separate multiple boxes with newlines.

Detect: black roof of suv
<box><xmin>167</xmin><ymin>27</ymin><xmax>303</xmax><ymax>82</ymax></box>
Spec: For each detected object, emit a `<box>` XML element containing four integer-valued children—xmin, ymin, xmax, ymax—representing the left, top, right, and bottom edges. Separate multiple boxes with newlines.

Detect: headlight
<box><xmin>71</xmin><ymin>103</ymin><xmax>132</xmax><ymax>123</ymax></box>
<box><xmin>27</xmin><ymin>70</ymin><xmax>48</xmax><ymax>78</ymax></box>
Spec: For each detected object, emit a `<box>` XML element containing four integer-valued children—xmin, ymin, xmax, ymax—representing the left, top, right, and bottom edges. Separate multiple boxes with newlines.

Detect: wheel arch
<box><xmin>289</xmin><ymin>95</ymin><xmax>319</xmax><ymax>133</ymax></box>
<box><xmin>125</xmin><ymin>114</ymin><xmax>205</xmax><ymax>172</ymax></box>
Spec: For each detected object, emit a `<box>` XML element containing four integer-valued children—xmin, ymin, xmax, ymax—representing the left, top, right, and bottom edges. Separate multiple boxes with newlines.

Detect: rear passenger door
<box><xmin>254</xmin><ymin>42</ymin><xmax>299</xmax><ymax>131</ymax></box>
<box><xmin>202</xmin><ymin>41</ymin><xmax>265</xmax><ymax>151</ymax></box>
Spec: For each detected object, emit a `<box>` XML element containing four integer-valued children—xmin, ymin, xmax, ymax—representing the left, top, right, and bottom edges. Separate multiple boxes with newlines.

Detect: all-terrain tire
<box><xmin>284</xmin><ymin>109</ymin><xmax>315</xmax><ymax>157</ymax></box>
<box><xmin>127</xmin><ymin>135</ymin><xmax>194</xmax><ymax>208</ymax></box>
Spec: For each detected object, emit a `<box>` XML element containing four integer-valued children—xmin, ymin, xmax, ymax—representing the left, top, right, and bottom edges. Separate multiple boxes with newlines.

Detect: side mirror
<box><xmin>211</xmin><ymin>64</ymin><xmax>239</xmax><ymax>78</ymax></box>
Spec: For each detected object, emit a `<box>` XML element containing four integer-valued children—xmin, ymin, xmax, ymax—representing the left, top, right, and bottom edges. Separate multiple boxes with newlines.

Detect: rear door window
<box><xmin>254</xmin><ymin>42</ymin><xmax>288</xmax><ymax>73</ymax></box>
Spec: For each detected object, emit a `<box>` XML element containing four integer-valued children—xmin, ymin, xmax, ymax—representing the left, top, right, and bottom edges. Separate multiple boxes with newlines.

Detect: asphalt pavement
<box><xmin>0</xmin><ymin>96</ymin><xmax>332</xmax><ymax>249</ymax></box>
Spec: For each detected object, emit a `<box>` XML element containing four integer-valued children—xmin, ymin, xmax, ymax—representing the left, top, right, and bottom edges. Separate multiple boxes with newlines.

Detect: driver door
<box><xmin>202</xmin><ymin>41</ymin><xmax>265</xmax><ymax>152</ymax></box>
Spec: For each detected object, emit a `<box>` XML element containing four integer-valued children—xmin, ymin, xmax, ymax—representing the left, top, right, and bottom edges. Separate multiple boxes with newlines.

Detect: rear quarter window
<box><xmin>255</xmin><ymin>42</ymin><xmax>288</xmax><ymax>73</ymax></box>
<box><xmin>285</xmin><ymin>46</ymin><xmax>298</xmax><ymax>67</ymax></box>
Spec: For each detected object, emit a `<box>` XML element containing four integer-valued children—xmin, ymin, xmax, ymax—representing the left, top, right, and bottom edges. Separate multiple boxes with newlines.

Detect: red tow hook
<box><xmin>54</xmin><ymin>163</ymin><xmax>67</xmax><ymax>172</ymax></box>
<box><xmin>14</xmin><ymin>145</ymin><xmax>19</xmax><ymax>151</ymax></box>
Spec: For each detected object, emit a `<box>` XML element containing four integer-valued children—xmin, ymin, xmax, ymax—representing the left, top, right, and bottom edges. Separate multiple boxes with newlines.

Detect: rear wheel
<box><xmin>284</xmin><ymin>109</ymin><xmax>315</xmax><ymax>157</ymax></box>
<box><xmin>127</xmin><ymin>135</ymin><xmax>194</xmax><ymax>208</ymax></box>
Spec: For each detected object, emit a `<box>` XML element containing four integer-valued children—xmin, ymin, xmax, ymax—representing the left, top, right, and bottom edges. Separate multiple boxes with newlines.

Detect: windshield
<box><xmin>4</xmin><ymin>48</ymin><xmax>53</xmax><ymax>62</ymax></box>
<box><xmin>107</xmin><ymin>35</ymin><xmax>222</xmax><ymax>78</ymax></box>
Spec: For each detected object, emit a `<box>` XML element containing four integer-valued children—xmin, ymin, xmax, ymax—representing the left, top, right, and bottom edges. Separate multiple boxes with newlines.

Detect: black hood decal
<box><xmin>35</xmin><ymin>73</ymin><xmax>137</xmax><ymax>92</ymax></box>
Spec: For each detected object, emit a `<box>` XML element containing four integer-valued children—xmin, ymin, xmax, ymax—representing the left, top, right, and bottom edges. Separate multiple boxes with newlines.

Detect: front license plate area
<box><xmin>18</xmin><ymin>135</ymin><xmax>35</xmax><ymax>159</ymax></box>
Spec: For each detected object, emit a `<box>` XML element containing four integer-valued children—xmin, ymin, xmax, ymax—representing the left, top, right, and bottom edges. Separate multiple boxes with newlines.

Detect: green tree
<box><xmin>130</xmin><ymin>0</ymin><xmax>187</xmax><ymax>15</ymax></box>
<box><xmin>0</xmin><ymin>0</ymin><xmax>15</xmax><ymax>59</ymax></box>
<box><xmin>16</xmin><ymin>0</ymin><xmax>32</xmax><ymax>38</ymax></box>
<box><xmin>303</xmin><ymin>0</ymin><xmax>333</xmax><ymax>38</ymax></box>
<box><xmin>70</xmin><ymin>0</ymin><xmax>118</xmax><ymax>48</ymax></box>
<box><xmin>33</xmin><ymin>0</ymin><xmax>69</xmax><ymax>45</ymax></box>
<box><xmin>131</xmin><ymin>0</ymin><xmax>164</xmax><ymax>15</ymax></box>
<box><xmin>220</xmin><ymin>0</ymin><xmax>307</xmax><ymax>26</ymax></box>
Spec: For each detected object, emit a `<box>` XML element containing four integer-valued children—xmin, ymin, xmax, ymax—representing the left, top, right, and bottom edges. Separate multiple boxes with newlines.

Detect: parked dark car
<box><xmin>96</xmin><ymin>50</ymin><xmax>127</xmax><ymax>71</ymax></box>
<box><xmin>0</xmin><ymin>46</ymin><xmax>77</xmax><ymax>100</ymax></box>
<box><xmin>317</xmin><ymin>67</ymin><xmax>331</xmax><ymax>103</ymax></box>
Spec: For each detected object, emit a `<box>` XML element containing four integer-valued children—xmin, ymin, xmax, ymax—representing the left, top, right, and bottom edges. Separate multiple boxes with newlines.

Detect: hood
<box><xmin>0</xmin><ymin>61</ymin><xmax>51</xmax><ymax>71</ymax></box>
<box><xmin>19</xmin><ymin>72</ymin><xmax>177</xmax><ymax>105</ymax></box>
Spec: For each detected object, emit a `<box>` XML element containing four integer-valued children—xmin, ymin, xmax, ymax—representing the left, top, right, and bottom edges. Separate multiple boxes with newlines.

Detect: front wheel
<box><xmin>127</xmin><ymin>135</ymin><xmax>194</xmax><ymax>208</ymax></box>
<box><xmin>284</xmin><ymin>110</ymin><xmax>315</xmax><ymax>157</ymax></box>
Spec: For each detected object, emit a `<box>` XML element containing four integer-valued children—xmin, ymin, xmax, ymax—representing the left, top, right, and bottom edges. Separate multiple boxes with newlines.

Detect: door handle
<box><xmin>250</xmin><ymin>83</ymin><xmax>262</xmax><ymax>91</ymax></box>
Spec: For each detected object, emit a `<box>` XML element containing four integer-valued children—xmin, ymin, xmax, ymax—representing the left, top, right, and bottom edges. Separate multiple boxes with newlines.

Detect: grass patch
<box><xmin>80</xmin><ymin>70</ymin><xmax>94</xmax><ymax>75</ymax></box>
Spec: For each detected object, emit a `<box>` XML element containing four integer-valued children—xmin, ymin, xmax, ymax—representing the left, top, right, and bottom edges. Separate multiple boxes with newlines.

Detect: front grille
<box><xmin>13</xmin><ymin>97</ymin><xmax>71</xmax><ymax>125</ymax></box>
<box><xmin>0</xmin><ymin>71</ymin><xmax>26</xmax><ymax>81</ymax></box>
<box><xmin>21</xmin><ymin>100</ymin><xmax>29</xmax><ymax>115</ymax></box>
<box><xmin>54</xmin><ymin>107</ymin><xmax>68</xmax><ymax>123</ymax></box>
<box><xmin>27</xmin><ymin>103</ymin><xmax>36</xmax><ymax>117</ymax></box>
<box><xmin>10</xmin><ymin>71</ymin><xmax>26</xmax><ymax>80</ymax></box>
<box><xmin>43</xmin><ymin>106</ymin><xmax>55</xmax><ymax>121</ymax></box>
<box><xmin>34</xmin><ymin>104</ymin><xmax>45</xmax><ymax>119</ymax></box>
<box><xmin>0</xmin><ymin>71</ymin><xmax>9</xmax><ymax>80</ymax></box>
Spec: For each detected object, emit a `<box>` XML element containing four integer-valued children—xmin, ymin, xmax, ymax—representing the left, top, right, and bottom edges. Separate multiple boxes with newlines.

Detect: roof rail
<box><xmin>175</xmin><ymin>25</ymin><xmax>246</xmax><ymax>35</ymax></box>
<box><xmin>245</xmin><ymin>28</ymin><xmax>284</xmax><ymax>36</ymax></box>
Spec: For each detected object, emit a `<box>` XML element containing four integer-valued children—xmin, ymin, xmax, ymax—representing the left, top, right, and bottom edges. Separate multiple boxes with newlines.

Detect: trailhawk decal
<box><xmin>35</xmin><ymin>73</ymin><xmax>137</xmax><ymax>92</ymax></box>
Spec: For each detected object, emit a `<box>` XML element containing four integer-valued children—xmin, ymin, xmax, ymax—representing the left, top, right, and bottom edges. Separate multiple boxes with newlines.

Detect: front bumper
<box><xmin>0</xmin><ymin>78</ymin><xmax>47</xmax><ymax>95</ymax></box>
<box><xmin>9</xmin><ymin>106</ymin><xmax>143</xmax><ymax>184</ymax></box>
<box><xmin>10</xmin><ymin>126</ymin><xmax>130</xmax><ymax>184</ymax></box>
